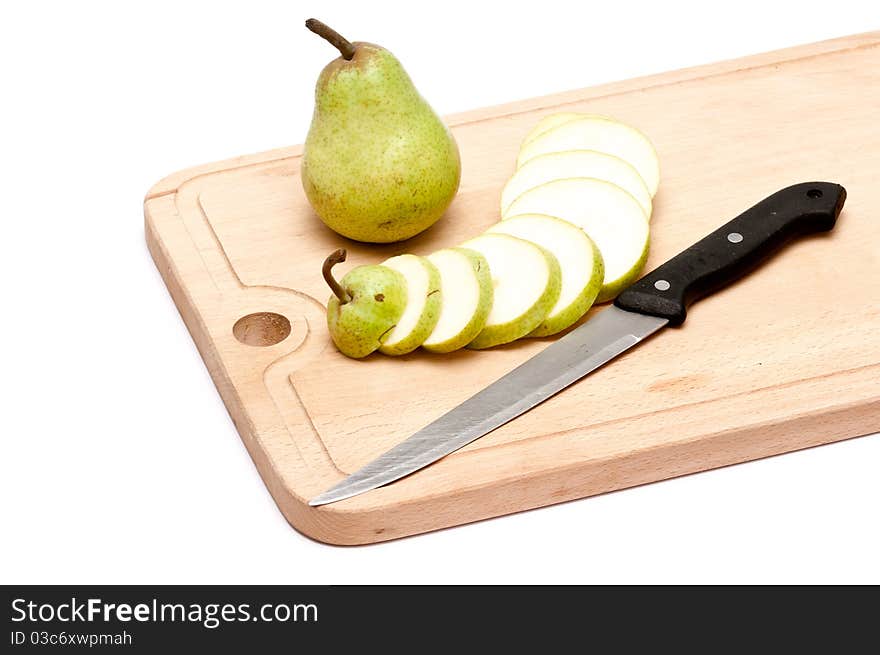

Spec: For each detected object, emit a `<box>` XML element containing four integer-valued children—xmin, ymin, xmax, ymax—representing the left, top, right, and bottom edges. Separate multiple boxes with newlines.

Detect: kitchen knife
<box><xmin>310</xmin><ymin>181</ymin><xmax>846</xmax><ymax>507</ymax></box>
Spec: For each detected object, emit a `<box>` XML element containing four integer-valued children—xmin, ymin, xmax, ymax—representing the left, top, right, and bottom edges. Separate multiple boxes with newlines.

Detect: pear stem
<box><xmin>322</xmin><ymin>249</ymin><xmax>351</xmax><ymax>304</ymax></box>
<box><xmin>305</xmin><ymin>18</ymin><xmax>356</xmax><ymax>60</ymax></box>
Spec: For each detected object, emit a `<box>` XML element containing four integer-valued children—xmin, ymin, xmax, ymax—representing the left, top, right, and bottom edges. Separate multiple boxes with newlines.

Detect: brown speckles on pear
<box><xmin>301</xmin><ymin>21</ymin><xmax>461</xmax><ymax>243</ymax></box>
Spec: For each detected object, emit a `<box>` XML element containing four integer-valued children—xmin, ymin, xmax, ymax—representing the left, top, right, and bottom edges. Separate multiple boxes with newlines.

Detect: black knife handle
<box><xmin>614</xmin><ymin>181</ymin><xmax>846</xmax><ymax>326</ymax></box>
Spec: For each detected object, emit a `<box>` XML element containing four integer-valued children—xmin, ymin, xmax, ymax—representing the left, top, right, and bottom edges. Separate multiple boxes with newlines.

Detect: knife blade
<box><xmin>310</xmin><ymin>181</ymin><xmax>846</xmax><ymax>507</ymax></box>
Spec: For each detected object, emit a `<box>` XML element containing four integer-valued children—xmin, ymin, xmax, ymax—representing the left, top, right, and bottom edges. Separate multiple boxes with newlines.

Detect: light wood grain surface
<box><xmin>145</xmin><ymin>32</ymin><xmax>880</xmax><ymax>544</ymax></box>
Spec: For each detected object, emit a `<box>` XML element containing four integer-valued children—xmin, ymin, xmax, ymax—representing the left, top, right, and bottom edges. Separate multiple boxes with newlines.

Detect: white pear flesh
<box><xmin>461</xmin><ymin>233</ymin><xmax>561</xmax><ymax>349</ymax></box>
<box><xmin>517</xmin><ymin>116</ymin><xmax>660</xmax><ymax>196</ymax></box>
<box><xmin>378</xmin><ymin>254</ymin><xmax>441</xmax><ymax>355</ymax></box>
<box><xmin>521</xmin><ymin>112</ymin><xmax>589</xmax><ymax>146</ymax></box>
<box><xmin>422</xmin><ymin>248</ymin><xmax>493</xmax><ymax>353</ymax></box>
<box><xmin>486</xmin><ymin>214</ymin><xmax>604</xmax><ymax>336</ymax></box>
<box><xmin>505</xmin><ymin>178</ymin><xmax>649</xmax><ymax>303</ymax></box>
<box><xmin>501</xmin><ymin>150</ymin><xmax>652</xmax><ymax>219</ymax></box>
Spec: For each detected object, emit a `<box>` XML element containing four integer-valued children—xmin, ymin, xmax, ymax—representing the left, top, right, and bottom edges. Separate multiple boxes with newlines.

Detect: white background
<box><xmin>2</xmin><ymin>1</ymin><xmax>878</xmax><ymax>584</ymax></box>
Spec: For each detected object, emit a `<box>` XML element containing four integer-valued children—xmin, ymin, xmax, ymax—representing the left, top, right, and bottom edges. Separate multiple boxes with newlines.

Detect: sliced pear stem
<box><xmin>305</xmin><ymin>18</ymin><xmax>356</xmax><ymax>60</ymax></box>
<box><xmin>322</xmin><ymin>248</ymin><xmax>351</xmax><ymax>304</ymax></box>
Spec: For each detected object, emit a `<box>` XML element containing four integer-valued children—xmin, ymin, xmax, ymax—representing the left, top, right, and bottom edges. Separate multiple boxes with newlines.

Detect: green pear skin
<box><xmin>302</xmin><ymin>25</ymin><xmax>461</xmax><ymax>243</ymax></box>
<box><xmin>378</xmin><ymin>255</ymin><xmax>442</xmax><ymax>356</ymax></box>
<box><xmin>422</xmin><ymin>248</ymin><xmax>493</xmax><ymax>354</ymax></box>
<box><xmin>486</xmin><ymin>215</ymin><xmax>604</xmax><ymax>336</ymax></box>
<box><xmin>327</xmin><ymin>264</ymin><xmax>407</xmax><ymax>358</ymax></box>
<box><xmin>464</xmin><ymin>235</ymin><xmax>562</xmax><ymax>350</ymax></box>
<box><xmin>530</xmin><ymin>236</ymin><xmax>602</xmax><ymax>335</ymax></box>
<box><xmin>594</xmin><ymin>243</ymin><xmax>649</xmax><ymax>303</ymax></box>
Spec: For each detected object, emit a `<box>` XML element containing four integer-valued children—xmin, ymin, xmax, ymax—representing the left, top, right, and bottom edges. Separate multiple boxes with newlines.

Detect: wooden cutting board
<box><xmin>145</xmin><ymin>33</ymin><xmax>880</xmax><ymax>544</ymax></box>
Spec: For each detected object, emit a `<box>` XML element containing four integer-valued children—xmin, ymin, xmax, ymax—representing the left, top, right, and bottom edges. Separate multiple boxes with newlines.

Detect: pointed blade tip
<box><xmin>309</xmin><ymin>481</ymin><xmax>378</xmax><ymax>507</ymax></box>
<box><xmin>308</xmin><ymin>491</ymin><xmax>345</xmax><ymax>507</ymax></box>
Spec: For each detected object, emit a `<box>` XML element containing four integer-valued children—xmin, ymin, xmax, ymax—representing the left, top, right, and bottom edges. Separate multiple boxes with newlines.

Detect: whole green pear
<box><xmin>302</xmin><ymin>19</ymin><xmax>461</xmax><ymax>243</ymax></box>
<box><xmin>323</xmin><ymin>249</ymin><xmax>408</xmax><ymax>358</ymax></box>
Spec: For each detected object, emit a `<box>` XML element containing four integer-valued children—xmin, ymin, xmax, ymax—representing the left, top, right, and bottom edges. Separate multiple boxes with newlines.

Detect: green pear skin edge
<box><xmin>520</xmin><ymin>112</ymin><xmax>610</xmax><ymax>147</ymax></box>
<box><xmin>594</xmin><ymin>239</ymin><xmax>649</xmax><ymax>303</ymax></box>
<box><xmin>504</xmin><ymin>177</ymin><xmax>652</xmax><ymax>305</ymax></box>
<box><xmin>517</xmin><ymin>115</ymin><xmax>661</xmax><ymax>197</ymax></box>
<box><xmin>466</xmin><ymin>242</ymin><xmax>562</xmax><ymax>350</ymax></box>
<box><xmin>326</xmin><ymin>265</ymin><xmax>407</xmax><ymax>358</ymax></box>
<box><xmin>486</xmin><ymin>215</ymin><xmax>604</xmax><ymax>336</ymax></box>
<box><xmin>378</xmin><ymin>256</ymin><xmax>442</xmax><ymax>356</ymax></box>
<box><xmin>520</xmin><ymin>112</ymin><xmax>584</xmax><ymax>147</ymax></box>
<box><xmin>422</xmin><ymin>248</ymin><xmax>493</xmax><ymax>354</ymax></box>
<box><xmin>530</xmin><ymin>236</ymin><xmax>603</xmax><ymax>336</ymax></box>
<box><xmin>500</xmin><ymin>149</ymin><xmax>653</xmax><ymax>219</ymax></box>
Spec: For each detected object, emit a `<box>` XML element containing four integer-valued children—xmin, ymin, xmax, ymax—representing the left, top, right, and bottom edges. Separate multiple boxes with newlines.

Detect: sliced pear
<box><xmin>462</xmin><ymin>233</ymin><xmax>561</xmax><ymax>349</ymax></box>
<box><xmin>378</xmin><ymin>254</ymin><xmax>442</xmax><ymax>355</ymax></box>
<box><xmin>517</xmin><ymin>116</ymin><xmax>660</xmax><ymax>196</ymax></box>
<box><xmin>501</xmin><ymin>150</ymin><xmax>652</xmax><ymax>219</ymax></box>
<box><xmin>486</xmin><ymin>214</ymin><xmax>603</xmax><ymax>336</ymax></box>
<box><xmin>521</xmin><ymin>112</ymin><xmax>589</xmax><ymax>146</ymax></box>
<box><xmin>505</xmin><ymin>178</ymin><xmax>649</xmax><ymax>303</ymax></box>
<box><xmin>422</xmin><ymin>248</ymin><xmax>492</xmax><ymax>353</ymax></box>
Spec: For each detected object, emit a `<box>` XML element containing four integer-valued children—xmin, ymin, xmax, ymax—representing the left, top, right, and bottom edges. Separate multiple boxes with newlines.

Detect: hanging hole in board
<box><xmin>233</xmin><ymin>312</ymin><xmax>291</xmax><ymax>346</ymax></box>
<box><xmin>806</xmin><ymin>188</ymin><xmax>823</xmax><ymax>199</ymax></box>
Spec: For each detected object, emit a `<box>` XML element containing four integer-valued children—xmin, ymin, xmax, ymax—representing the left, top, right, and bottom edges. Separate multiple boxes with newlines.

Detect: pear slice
<box><xmin>517</xmin><ymin>116</ymin><xmax>660</xmax><ymax>196</ymax></box>
<box><xmin>486</xmin><ymin>215</ymin><xmax>604</xmax><ymax>336</ymax></box>
<box><xmin>505</xmin><ymin>178</ymin><xmax>649</xmax><ymax>303</ymax></box>
<box><xmin>378</xmin><ymin>254</ymin><xmax>442</xmax><ymax>355</ymax></box>
<box><xmin>501</xmin><ymin>150</ymin><xmax>652</xmax><ymax>219</ymax></box>
<box><xmin>422</xmin><ymin>248</ymin><xmax>493</xmax><ymax>353</ymax></box>
<box><xmin>462</xmin><ymin>234</ymin><xmax>561</xmax><ymax>349</ymax></box>
<box><xmin>521</xmin><ymin>112</ymin><xmax>588</xmax><ymax>146</ymax></box>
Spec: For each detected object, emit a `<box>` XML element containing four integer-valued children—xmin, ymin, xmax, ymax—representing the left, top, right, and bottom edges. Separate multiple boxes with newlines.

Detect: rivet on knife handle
<box><xmin>615</xmin><ymin>181</ymin><xmax>847</xmax><ymax>325</ymax></box>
